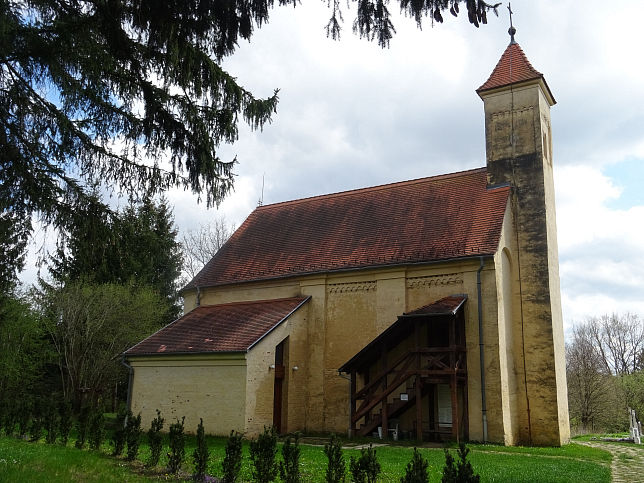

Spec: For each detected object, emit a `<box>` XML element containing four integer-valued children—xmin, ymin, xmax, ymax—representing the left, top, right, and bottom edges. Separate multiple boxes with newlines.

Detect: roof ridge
<box><xmin>257</xmin><ymin>167</ymin><xmax>486</xmax><ymax>210</ymax></box>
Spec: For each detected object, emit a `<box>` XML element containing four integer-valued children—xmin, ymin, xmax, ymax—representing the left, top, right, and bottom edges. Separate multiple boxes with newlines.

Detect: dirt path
<box><xmin>578</xmin><ymin>441</ymin><xmax>644</xmax><ymax>482</ymax></box>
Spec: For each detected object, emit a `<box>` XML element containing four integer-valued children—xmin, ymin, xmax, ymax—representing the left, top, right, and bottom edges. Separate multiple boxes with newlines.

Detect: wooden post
<box><xmin>350</xmin><ymin>370</ymin><xmax>356</xmax><ymax>437</ymax></box>
<box><xmin>451</xmin><ymin>373</ymin><xmax>459</xmax><ymax>443</ymax></box>
<box><xmin>462</xmin><ymin>378</ymin><xmax>469</xmax><ymax>440</ymax></box>
<box><xmin>415</xmin><ymin>319</ymin><xmax>422</xmax><ymax>441</ymax></box>
<box><xmin>416</xmin><ymin>377</ymin><xmax>423</xmax><ymax>441</ymax></box>
<box><xmin>381</xmin><ymin>342</ymin><xmax>388</xmax><ymax>439</ymax></box>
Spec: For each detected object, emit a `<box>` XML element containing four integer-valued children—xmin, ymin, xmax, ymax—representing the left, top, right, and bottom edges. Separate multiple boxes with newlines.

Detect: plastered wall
<box><xmin>481</xmin><ymin>80</ymin><xmax>570</xmax><ymax>445</ymax></box>
<box><xmin>177</xmin><ymin>257</ymin><xmax>510</xmax><ymax>443</ymax></box>
<box><xmin>129</xmin><ymin>354</ymin><xmax>247</xmax><ymax>436</ymax></box>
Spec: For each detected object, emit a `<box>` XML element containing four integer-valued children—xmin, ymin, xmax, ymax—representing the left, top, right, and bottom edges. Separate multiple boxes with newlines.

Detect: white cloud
<box><xmin>556</xmin><ymin>164</ymin><xmax>644</xmax><ymax>327</ymax></box>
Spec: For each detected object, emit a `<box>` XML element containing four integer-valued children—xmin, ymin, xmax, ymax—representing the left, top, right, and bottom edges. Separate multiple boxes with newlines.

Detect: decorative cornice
<box><xmin>406</xmin><ymin>274</ymin><xmax>463</xmax><ymax>289</ymax></box>
<box><xmin>491</xmin><ymin>106</ymin><xmax>534</xmax><ymax>120</ymax></box>
<box><xmin>327</xmin><ymin>281</ymin><xmax>377</xmax><ymax>294</ymax></box>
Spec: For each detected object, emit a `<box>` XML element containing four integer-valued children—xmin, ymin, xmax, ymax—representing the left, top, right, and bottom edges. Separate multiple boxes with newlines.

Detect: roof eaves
<box><xmin>399</xmin><ymin>294</ymin><xmax>468</xmax><ymax>317</ymax></box>
<box><xmin>124</xmin><ymin>349</ymin><xmax>247</xmax><ymax>358</ymax></box>
<box><xmin>477</xmin><ymin>76</ymin><xmax>556</xmax><ymax>106</ymax></box>
<box><xmin>123</xmin><ymin>314</ymin><xmax>184</xmax><ymax>356</ymax></box>
<box><xmin>246</xmin><ymin>296</ymin><xmax>312</xmax><ymax>352</ymax></box>
<box><xmin>183</xmin><ymin>253</ymin><xmax>500</xmax><ymax>293</ymax></box>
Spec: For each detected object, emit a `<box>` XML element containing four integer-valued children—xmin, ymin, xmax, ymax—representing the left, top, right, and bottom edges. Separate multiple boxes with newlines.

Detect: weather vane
<box><xmin>507</xmin><ymin>3</ymin><xmax>516</xmax><ymax>44</ymax></box>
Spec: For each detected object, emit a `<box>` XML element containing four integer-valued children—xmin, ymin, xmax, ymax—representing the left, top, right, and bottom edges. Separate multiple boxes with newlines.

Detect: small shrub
<box><xmin>279</xmin><ymin>433</ymin><xmax>302</xmax><ymax>483</ymax></box>
<box><xmin>111</xmin><ymin>407</ymin><xmax>129</xmax><ymax>456</ymax></box>
<box><xmin>44</xmin><ymin>399</ymin><xmax>59</xmax><ymax>444</ymax></box>
<box><xmin>0</xmin><ymin>398</ymin><xmax>9</xmax><ymax>435</ymax></box>
<box><xmin>249</xmin><ymin>426</ymin><xmax>278</xmax><ymax>483</ymax></box>
<box><xmin>18</xmin><ymin>399</ymin><xmax>31</xmax><ymax>437</ymax></box>
<box><xmin>324</xmin><ymin>434</ymin><xmax>346</xmax><ymax>483</ymax></box>
<box><xmin>75</xmin><ymin>405</ymin><xmax>90</xmax><ymax>449</ymax></box>
<box><xmin>59</xmin><ymin>400</ymin><xmax>73</xmax><ymax>445</ymax></box>
<box><xmin>125</xmin><ymin>413</ymin><xmax>142</xmax><ymax>461</ymax></box>
<box><xmin>168</xmin><ymin>416</ymin><xmax>186</xmax><ymax>474</ymax></box>
<box><xmin>89</xmin><ymin>410</ymin><xmax>105</xmax><ymax>451</ymax></box>
<box><xmin>147</xmin><ymin>409</ymin><xmax>164</xmax><ymax>467</ymax></box>
<box><xmin>192</xmin><ymin>418</ymin><xmax>209</xmax><ymax>481</ymax></box>
<box><xmin>1</xmin><ymin>399</ymin><xmax>16</xmax><ymax>436</ymax></box>
<box><xmin>401</xmin><ymin>448</ymin><xmax>429</xmax><ymax>483</ymax></box>
<box><xmin>222</xmin><ymin>430</ymin><xmax>243</xmax><ymax>483</ymax></box>
<box><xmin>29</xmin><ymin>400</ymin><xmax>43</xmax><ymax>442</ymax></box>
<box><xmin>441</xmin><ymin>443</ymin><xmax>480</xmax><ymax>483</ymax></box>
<box><xmin>349</xmin><ymin>444</ymin><xmax>381</xmax><ymax>483</ymax></box>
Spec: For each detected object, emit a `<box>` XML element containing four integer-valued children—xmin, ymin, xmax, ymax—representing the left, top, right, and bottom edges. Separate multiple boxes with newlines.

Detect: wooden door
<box><xmin>273</xmin><ymin>340</ymin><xmax>286</xmax><ymax>433</ymax></box>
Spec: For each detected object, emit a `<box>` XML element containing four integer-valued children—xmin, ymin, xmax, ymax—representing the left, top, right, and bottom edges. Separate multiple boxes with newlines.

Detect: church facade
<box><xmin>125</xmin><ymin>38</ymin><xmax>570</xmax><ymax>446</ymax></box>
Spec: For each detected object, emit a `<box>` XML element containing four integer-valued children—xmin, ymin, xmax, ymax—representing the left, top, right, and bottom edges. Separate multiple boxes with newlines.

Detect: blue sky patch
<box><xmin>603</xmin><ymin>158</ymin><xmax>644</xmax><ymax>210</ymax></box>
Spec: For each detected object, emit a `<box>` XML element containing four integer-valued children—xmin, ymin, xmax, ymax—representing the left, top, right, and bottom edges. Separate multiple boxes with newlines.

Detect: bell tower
<box><xmin>477</xmin><ymin>26</ymin><xmax>570</xmax><ymax>445</ymax></box>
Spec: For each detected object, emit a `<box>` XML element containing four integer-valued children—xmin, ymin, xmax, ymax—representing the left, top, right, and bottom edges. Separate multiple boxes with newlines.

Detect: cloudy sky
<box><xmin>21</xmin><ymin>0</ymin><xmax>644</xmax><ymax>332</ymax></box>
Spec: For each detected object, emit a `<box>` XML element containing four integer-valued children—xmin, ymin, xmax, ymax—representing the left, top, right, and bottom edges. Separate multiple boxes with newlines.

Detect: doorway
<box><xmin>273</xmin><ymin>337</ymin><xmax>289</xmax><ymax>433</ymax></box>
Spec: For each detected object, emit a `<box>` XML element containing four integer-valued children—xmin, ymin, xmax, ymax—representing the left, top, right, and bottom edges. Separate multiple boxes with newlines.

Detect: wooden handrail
<box><xmin>354</xmin><ymin>347</ymin><xmax>466</xmax><ymax>400</ymax></box>
<box><xmin>351</xmin><ymin>347</ymin><xmax>468</xmax><ymax>425</ymax></box>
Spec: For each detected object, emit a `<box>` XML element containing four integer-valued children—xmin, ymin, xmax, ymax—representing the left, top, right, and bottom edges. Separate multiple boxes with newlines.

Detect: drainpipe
<box><xmin>477</xmin><ymin>257</ymin><xmax>488</xmax><ymax>442</ymax></box>
<box><xmin>196</xmin><ymin>286</ymin><xmax>201</xmax><ymax>307</ymax></box>
<box><xmin>120</xmin><ymin>355</ymin><xmax>134</xmax><ymax>425</ymax></box>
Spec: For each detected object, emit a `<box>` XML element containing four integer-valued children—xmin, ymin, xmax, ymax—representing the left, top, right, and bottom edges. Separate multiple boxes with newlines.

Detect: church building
<box><xmin>125</xmin><ymin>33</ymin><xmax>570</xmax><ymax>446</ymax></box>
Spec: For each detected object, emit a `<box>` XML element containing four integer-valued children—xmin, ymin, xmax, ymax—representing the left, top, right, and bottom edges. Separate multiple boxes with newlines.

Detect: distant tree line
<box><xmin>566</xmin><ymin>313</ymin><xmax>644</xmax><ymax>433</ymax></box>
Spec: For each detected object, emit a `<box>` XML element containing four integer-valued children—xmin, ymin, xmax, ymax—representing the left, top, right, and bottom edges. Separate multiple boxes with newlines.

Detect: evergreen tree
<box><xmin>0</xmin><ymin>211</ymin><xmax>30</xmax><ymax>292</ymax></box>
<box><xmin>192</xmin><ymin>418</ymin><xmax>210</xmax><ymax>482</ymax></box>
<box><xmin>168</xmin><ymin>417</ymin><xmax>186</xmax><ymax>474</ymax></box>
<box><xmin>324</xmin><ymin>434</ymin><xmax>346</xmax><ymax>483</ymax></box>
<box><xmin>48</xmin><ymin>196</ymin><xmax>183</xmax><ymax>319</ymax></box>
<box><xmin>279</xmin><ymin>433</ymin><xmax>302</xmax><ymax>483</ymax></box>
<box><xmin>75</xmin><ymin>405</ymin><xmax>90</xmax><ymax>449</ymax></box>
<box><xmin>222</xmin><ymin>430</ymin><xmax>243</xmax><ymax>483</ymax></box>
<box><xmin>441</xmin><ymin>444</ymin><xmax>480</xmax><ymax>483</ymax></box>
<box><xmin>89</xmin><ymin>410</ymin><xmax>105</xmax><ymax>451</ymax></box>
<box><xmin>147</xmin><ymin>409</ymin><xmax>164</xmax><ymax>468</ymax></box>
<box><xmin>249</xmin><ymin>426</ymin><xmax>278</xmax><ymax>483</ymax></box>
<box><xmin>44</xmin><ymin>398</ymin><xmax>59</xmax><ymax>444</ymax></box>
<box><xmin>401</xmin><ymin>448</ymin><xmax>429</xmax><ymax>483</ymax></box>
<box><xmin>0</xmin><ymin>292</ymin><xmax>48</xmax><ymax>398</ymax></box>
<box><xmin>1</xmin><ymin>0</ymin><xmax>497</xmax><ymax>277</ymax></box>
<box><xmin>59</xmin><ymin>400</ymin><xmax>73</xmax><ymax>446</ymax></box>
<box><xmin>125</xmin><ymin>413</ymin><xmax>142</xmax><ymax>461</ymax></box>
<box><xmin>349</xmin><ymin>444</ymin><xmax>380</xmax><ymax>483</ymax></box>
<box><xmin>112</xmin><ymin>407</ymin><xmax>129</xmax><ymax>457</ymax></box>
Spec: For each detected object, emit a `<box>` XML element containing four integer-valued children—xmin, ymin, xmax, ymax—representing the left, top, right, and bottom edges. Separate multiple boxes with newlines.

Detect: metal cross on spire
<box><xmin>508</xmin><ymin>3</ymin><xmax>517</xmax><ymax>44</ymax></box>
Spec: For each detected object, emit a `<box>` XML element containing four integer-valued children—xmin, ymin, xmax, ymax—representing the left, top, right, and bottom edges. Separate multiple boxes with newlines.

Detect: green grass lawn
<box><xmin>0</xmin><ymin>433</ymin><xmax>611</xmax><ymax>482</ymax></box>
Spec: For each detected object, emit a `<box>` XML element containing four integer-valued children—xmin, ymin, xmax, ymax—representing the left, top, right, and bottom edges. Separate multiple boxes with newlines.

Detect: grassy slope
<box><xmin>0</xmin><ymin>437</ymin><xmax>149</xmax><ymax>482</ymax></box>
<box><xmin>0</xmin><ymin>434</ymin><xmax>611</xmax><ymax>482</ymax></box>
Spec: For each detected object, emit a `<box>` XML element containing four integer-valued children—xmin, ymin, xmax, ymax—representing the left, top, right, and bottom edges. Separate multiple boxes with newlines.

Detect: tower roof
<box><xmin>477</xmin><ymin>42</ymin><xmax>555</xmax><ymax>104</ymax></box>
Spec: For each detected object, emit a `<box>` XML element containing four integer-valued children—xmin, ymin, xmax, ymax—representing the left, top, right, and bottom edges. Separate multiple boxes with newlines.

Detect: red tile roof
<box><xmin>402</xmin><ymin>294</ymin><xmax>468</xmax><ymax>317</ymax></box>
<box><xmin>339</xmin><ymin>295</ymin><xmax>467</xmax><ymax>373</ymax></box>
<box><xmin>185</xmin><ymin>167</ymin><xmax>510</xmax><ymax>290</ymax></box>
<box><xmin>477</xmin><ymin>42</ymin><xmax>554</xmax><ymax>102</ymax></box>
<box><xmin>125</xmin><ymin>297</ymin><xmax>309</xmax><ymax>356</ymax></box>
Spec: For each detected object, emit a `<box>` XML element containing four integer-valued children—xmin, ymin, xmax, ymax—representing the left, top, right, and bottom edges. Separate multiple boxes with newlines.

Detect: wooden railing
<box><xmin>350</xmin><ymin>346</ymin><xmax>466</xmax><ymax>430</ymax></box>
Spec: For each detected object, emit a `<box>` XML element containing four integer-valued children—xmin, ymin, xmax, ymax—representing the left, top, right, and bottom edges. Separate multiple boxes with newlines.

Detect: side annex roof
<box><xmin>125</xmin><ymin>297</ymin><xmax>310</xmax><ymax>356</ymax></box>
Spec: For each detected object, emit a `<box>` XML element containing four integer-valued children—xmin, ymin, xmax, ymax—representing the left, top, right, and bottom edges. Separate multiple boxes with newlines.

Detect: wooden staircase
<box><xmin>358</xmin><ymin>382</ymin><xmax>422</xmax><ymax>437</ymax></box>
